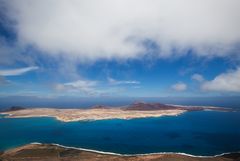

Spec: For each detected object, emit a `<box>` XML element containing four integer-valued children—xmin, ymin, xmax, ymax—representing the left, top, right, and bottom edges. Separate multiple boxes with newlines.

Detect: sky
<box><xmin>0</xmin><ymin>0</ymin><xmax>240</xmax><ymax>102</ymax></box>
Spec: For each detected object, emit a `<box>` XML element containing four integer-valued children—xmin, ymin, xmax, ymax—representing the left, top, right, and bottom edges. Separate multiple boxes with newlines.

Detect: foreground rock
<box><xmin>0</xmin><ymin>143</ymin><xmax>239</xmax><ymax>161</ymax></box>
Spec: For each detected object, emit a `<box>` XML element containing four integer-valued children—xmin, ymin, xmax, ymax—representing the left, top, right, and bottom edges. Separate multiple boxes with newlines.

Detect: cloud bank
<box><xmin>4</xmin><ymin>0</ymin><xmax>240</xmax><ymax>61</ymax></box>
<box><xmin>202</xmin><ymin>68</ymin><xmax>240</xmax><ymax>92</ymax></box>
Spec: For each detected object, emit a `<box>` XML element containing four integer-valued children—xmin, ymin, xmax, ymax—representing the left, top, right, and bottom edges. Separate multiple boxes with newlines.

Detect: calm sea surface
<box><xmin>0</xmin><ymin>111</ymin><xmax>240</xmax><ymax>156</ymax></box>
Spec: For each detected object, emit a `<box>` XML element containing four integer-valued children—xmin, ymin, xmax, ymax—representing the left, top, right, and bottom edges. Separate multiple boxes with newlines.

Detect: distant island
<box><xmin>1</xmin><ymin>143</ymin><xmax>239</xmax><ymax>161</ymax></box>
<box><xmin>0</xmin><ymin>102</ymin><xmax>232</xmax><ymax>122</ymax></box>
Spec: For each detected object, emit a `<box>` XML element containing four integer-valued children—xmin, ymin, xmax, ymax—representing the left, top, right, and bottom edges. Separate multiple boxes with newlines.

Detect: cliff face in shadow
<box><xmin>1</xmin><ymin>144</ymin><xmax>239</xmax><ymax>161</ymax></box>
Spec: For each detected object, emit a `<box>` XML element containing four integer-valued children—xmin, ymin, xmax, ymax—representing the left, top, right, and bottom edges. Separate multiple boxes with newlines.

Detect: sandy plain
<box><xmin>1</xmin><ymin>108</ymin><xmax>186</xmax><ymax>122</ymax></box>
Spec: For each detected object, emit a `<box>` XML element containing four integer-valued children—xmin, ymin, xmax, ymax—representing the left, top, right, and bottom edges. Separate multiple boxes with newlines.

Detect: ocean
<box><xmin>0</xmin><ymin>111</ymin><xmax>240</xmax><ymax>156</ymax></box>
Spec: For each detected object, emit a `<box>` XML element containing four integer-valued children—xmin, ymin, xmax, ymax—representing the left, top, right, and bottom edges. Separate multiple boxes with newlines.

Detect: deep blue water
<box><xmin>0</xmin><ymin>111</ymin><xmax>240</xmax><ymax>156</ymax></box>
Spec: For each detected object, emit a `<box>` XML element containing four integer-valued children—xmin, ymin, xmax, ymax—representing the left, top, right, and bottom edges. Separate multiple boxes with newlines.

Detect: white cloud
<box><xmin>55</xmin><ymin>80</ymin><xmax>98</xmax><ymax>95</ymax></box>
<box><xmin>171</xmin><ymin>82</ymin><xmax>187</xmax><ymax>91</ymax></box>
<box><xmin>4</xmin><ymin>0</ymin><xmax>240</xmax><ymax>61</ymax></box>
<box><xmin>191</xmin><ymin>74</ymin><xmax>204</xmax><ymax>82</ymax></box>
<box><xmin>108</xmin><ymin>77</ymin><xmax>140</xmax><ymax>85</ymax></box>
<box><xmin>55</xmin><ymin>78</ymin><xmax>137</xmax><ymax>96</ymax></box>
<box><xmin>0</xmin><ymin>66</ymin><xmax>39</xmax><ymax>76</ymax></box>
<box><xmin>201</xmin><ymin>68</ymin><xmax>240</xmax><ymax>92</ymax></box>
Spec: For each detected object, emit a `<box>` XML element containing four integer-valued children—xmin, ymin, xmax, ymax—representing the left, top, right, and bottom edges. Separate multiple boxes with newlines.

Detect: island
<box><xmin>0</xmin><ymin>143</ymin><xmax>239</xmax><ymax>161</ymax></box>
<box><xmin>0</xmin><ymin>102</ymin><xmax>231</xmax><ymax>122</ymax></box>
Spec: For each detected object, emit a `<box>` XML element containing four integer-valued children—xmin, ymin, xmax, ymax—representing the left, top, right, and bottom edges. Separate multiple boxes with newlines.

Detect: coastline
<box><xmin>1</xmin><ymin>142</ymin><xmax>239</xmax><ymax>161</ymax></box>
<box><xmin>30</xmin><ymin>142</ymin><xmax>240</xmax><ymax>158</ymax></box>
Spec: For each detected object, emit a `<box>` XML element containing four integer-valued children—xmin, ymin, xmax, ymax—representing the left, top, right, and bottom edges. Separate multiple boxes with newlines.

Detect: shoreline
<box><xmin>0</xmin><ymin>112</ymin><xmax>184</xmax><ymax>122</ymax></box>
<box><xmin>1</xmin><ymin>142</ymin><xmax>240</xmax><ymax>161</ymax></box>
<box><xmin>30</xmin><ymin>142</ymin><xmax>240</xmax><ymax>158</ymax></box>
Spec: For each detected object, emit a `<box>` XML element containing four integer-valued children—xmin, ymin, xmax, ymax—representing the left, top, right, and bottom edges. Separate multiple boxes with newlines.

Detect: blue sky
<box><xmin>0</xmin><ymin>0</ymin><xmax>240</xmax><ymax>100</ymax></box>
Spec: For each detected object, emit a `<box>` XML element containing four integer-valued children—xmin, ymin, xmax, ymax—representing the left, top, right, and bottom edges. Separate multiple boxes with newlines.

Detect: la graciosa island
<box><xmin>1</xmin><ymin>102</ymin><xmax>231</xmax><ymax>122</ymax></box>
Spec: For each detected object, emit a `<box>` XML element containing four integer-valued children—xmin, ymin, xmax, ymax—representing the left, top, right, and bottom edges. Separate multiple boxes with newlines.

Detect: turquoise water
<box><xmin>0</xmin><ymin>111</ymin><xmax>240</xmax><ymax>156</ymax></box>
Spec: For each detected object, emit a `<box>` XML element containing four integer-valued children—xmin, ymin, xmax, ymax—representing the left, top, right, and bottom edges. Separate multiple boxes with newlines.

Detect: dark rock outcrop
<box><xmin>2</xmin><ymin>106</ymin><xmax>25</xmax><ymax>112</ymax></box>
<box><xmin>91</xmin><ymin>105</ymin><xmax>109</xmax><ymax>109</ymax></box>
<box><xmin>123</xmin><ymin>102</ymin><xmax>232</xmax><ymax>112</ymax></box>
<box><xmin>124</xmin><ymin>102</ymin><xmax>180</xmax><ymax>111</ymax></box>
